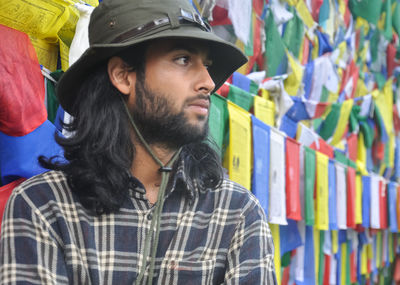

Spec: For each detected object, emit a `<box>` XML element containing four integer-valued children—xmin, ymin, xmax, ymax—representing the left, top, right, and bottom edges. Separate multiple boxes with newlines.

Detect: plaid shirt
<box><xmin>0</xmin><ymin>162</ymin><xmax>276</xmax><ymax>284</ymax></box>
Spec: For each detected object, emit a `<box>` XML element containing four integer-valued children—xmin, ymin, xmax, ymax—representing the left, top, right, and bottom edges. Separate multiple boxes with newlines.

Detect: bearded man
<box><xmin>0</xmin><ymin>0</ymin><xmax>277</xmax><ymax>284</ymax></box>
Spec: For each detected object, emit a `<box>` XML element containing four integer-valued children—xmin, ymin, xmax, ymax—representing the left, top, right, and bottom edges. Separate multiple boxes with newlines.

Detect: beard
<box><xmin>131</xmin><ymin>71</ymin><xmax>209</xmax><ymax>149</ymax></box>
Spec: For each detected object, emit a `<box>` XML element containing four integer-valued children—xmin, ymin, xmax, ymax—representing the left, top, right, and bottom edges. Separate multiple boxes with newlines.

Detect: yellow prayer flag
<box><xmin>389</xmin><ymin>233</ymin><xmax>394</xmax><ymax>263</ymax></box>
<box><xmin>389</xmin><ymin>133</ymin><xmax>395</xmax><ymax>169</ymax></box>
<box><xmin>332</xmin><ymin>230</ymin><xmax>339</xmax><ymax>254</ymax></box>
<box><xmin>315</xmin><ymin>152</ymin><xmax>329</xmax><ymax>230</ymax></box>
<box><xmin>269</xmin><ymin>224</ymin><xmax>281</xmax><ymax>285</ymax></box>
<box><xmin>355</xmin><ymin>174</ymin><xmax>363</xmax><ymax>225</ymax></box>
<box><xmin>227</xmin><ymin>102</ymin><xmax>252</xmax><ymax>190</ymax></box>
<box><xmin>377</xmin><ymin>231</ymin><xmax>382</xmax><ymax>268</ymax></box>
<box><xmin>361</xmin><ymin>245</ymin><xmax>368</xmax><ymax>275</ymax></box>
<box><xmin>311</xmin><ymin>36</ymin><xmax>319</xmax><ymax>60</ymax></box>
<box><xmin>355</xmin><ymin>17</ymin><xmax>370</xmax><ymax>34</ymax></box>
<box><xmin>331</xmin><ymin>99</ymin><xmax>354</xmax><ymax>145</ymax></box>
<box><xmin>254</xmin><ymin>96</ymin><xmax>276</xmax><ymax>126</ymax></box>
<box><xmin>0</xmin><ymin>0</ymin><xmax>71</xmax><ymax>40</ymax></box>
<box><xmin>314</xmin><ymin>228</ymin><xmax>320</xmax><ymax>283</ymax></box>
<box><xmin>340</xmin><ymin>242</ymin><xmax>347</xmax><ymax>285</ymax></box>
<box><xmin>355</xmin><ymin>78</ymin><xmax>369</xmax><ymax>98</ymax></box>
<box><xmin>357</xmin><ymin>133</ymin><xmax>367</xmax><ymax>171</ymax></box>
<box><xmin>338</xmin><ymin>0</ymin><xmax>346</xmax><ymax>18</ymax></box>
<box><xmin>260</xmin><ymin>88</ymin><xmax>270</xmax><ymax>100</ymax></box>
<box><xmin>29</xmin><ymin>36</ymin><xmax>59</xmax><ymax>71</ymax></box>
<box><xmin>295</xmin><ymin>0</ymin><xmax>315</xmax><ymax>28</ymax></box>
<box><xmin>336</xmin><ymin>42</ymin><xmax>347</xmax><ymax>65</ymax></box>
<box><xmin>375</xmin><ymin>79</ymin><xmax>394</xmax><ymax>135</ymax></box>
<box><xmin>284</xmin><ymin>50</ymin><xmax>304</xmax><ymax>96</ymax></box>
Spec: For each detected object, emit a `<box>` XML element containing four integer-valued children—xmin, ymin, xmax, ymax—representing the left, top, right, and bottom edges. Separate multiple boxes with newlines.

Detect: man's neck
<box><xmin>131</xmin><ymin>141</ymin><xmax>178</xmax><ymax>204</ymax></box>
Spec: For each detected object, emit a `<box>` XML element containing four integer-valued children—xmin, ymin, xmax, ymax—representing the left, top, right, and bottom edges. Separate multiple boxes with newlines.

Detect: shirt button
<box><xmin>147</xmin><ymin>213</ymin><xmax>153</xmax><ymax>220</ymax></box>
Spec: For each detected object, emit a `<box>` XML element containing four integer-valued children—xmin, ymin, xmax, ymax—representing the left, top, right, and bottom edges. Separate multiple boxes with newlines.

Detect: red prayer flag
<box><xmin>0</xmin><ymin>178</ymin><xmax>25</xmax><ymax>233</ymax></box>
<box><xmin>0</xmin><ymin>24</ymin><xmax>47</xmax><ymax>136</ymax></box>
<box><xmin>286</xmin><ymin>137</ymin><xmax>302</xmax><ymax>220</ymax></box>
<box><xmin>347</xmin><ymin>133</ymin><xmax>358</xmax><ymax>162</ymax></box>
<box><xmin>310</xmin><ymin>138</ymin><xmax>334</xmax><ymax>159</ymax></box>
<box><xmin>379</xmin><ymin>180</ymin><xmax>388</xmax><ymax>229</ymax></box>
<box><xmin>347</xmin><ymin>167</ymin><xmax>356</xmax><ymax>228</ymax></box>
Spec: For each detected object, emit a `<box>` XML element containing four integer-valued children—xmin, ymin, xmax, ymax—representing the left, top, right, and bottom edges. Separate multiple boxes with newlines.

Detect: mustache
<box><xmin>185</xmin><ymin>94</ymin><xmax>211</xmax><ymax>104</ymax></box>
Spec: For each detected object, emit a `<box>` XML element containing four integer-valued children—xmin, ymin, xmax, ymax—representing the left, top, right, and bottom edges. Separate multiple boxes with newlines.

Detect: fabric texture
<box><xmin>0</xmin><ymin>160</ymin><xmax>276</xmax><ymax>284</ymax></box>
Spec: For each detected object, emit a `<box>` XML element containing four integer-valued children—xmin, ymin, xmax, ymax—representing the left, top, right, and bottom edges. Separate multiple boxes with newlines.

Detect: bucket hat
<box><xmin>56</xmin><ymin>0</ymin><xmax>248</xmax><ymax>115</ymax></box>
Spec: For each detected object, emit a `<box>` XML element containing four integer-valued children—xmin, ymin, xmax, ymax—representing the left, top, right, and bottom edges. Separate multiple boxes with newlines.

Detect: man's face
<box><xmin>130</xmin><ymin>39</ymin><xmax>216</xmax><ymax>149</ymax></box>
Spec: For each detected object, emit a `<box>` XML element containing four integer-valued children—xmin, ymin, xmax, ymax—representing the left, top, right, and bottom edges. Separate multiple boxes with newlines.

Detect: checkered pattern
<box><xmin>0</xmin><ymin>162</ymin><xmax>276</xmax><ymax>284</ymax></box>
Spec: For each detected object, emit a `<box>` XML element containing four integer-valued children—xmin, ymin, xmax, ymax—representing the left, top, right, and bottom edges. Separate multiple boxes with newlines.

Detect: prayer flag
<box><xmin>284</xmin><ymin>50</ymin><xmax>304</xmax><ymax>96</ymax></box>
<box><xmin>328</xmin><ymin>160</ymin><xmax>338</xmax><ymax>230</ymax></box>
<box><xmin>331</xmin><ymin>100</ymin><xmax>354</xmax><ymax>145</ymax></box>
<box><xmin>388</xmin><ymin>182</ymin><xmax>398</xmax><ymax>232</ymax></box>
<box><xmin>346</xmin><ymin>166</ymin><xmax>356</xmax><ymax>228</ymax></box>
<box><xmin>0</xmin><ymin>120</ymin><xmax>64</xmax><ymax>184</ymax></box>
<box><xmin>286</xmin><ymin>138</ymin><xmax>302</xmax><ymax>220</ymax></box>
<box><xmin>335</xmin><ymin>163</ymin><xmax>347</xmax><ymax>229</ymax></box>
<box><xmin>251</xmin><ymin>116</ymin><xmax>271</xmax><ymax>217</ymax></box>
<box><xmin>227</xmin><ymin>102</ymin><xmax>252</xmax><ymax>190</ymax></box>
<box><xmin>315</xmin><ymin>152</ymin><xmax>329</xmax><ymax>230</ymax></box>
<box><xmin>304</xmin><ymin>147</ymin><xmax>316</xmax><ymax>226</ymax></box>
<box><xmin>253</xmin><ymin>96</ymin><xmax>276</xmax><ymax>126</ymax></box>
<box><xmin>379</xmin><ymin>180</ymin><xmax>388</xmax><ymax>229</ymax></box>
<box><xmin>270</xmin><ymin>223</ymin><xmax>282</xmax><ymax>285</ymax></box>
<box><xmin>269</xmin><ymin>129</ymin><xmax>287</xmax><ymax>225</ymax></box>
<box><xmin>370</xmin><ymin>175</ymin><xmax>381</xmax><ymax>229</ymax></box>
<box><xmin>355</xmin><ymin>174</ymin><xmax>363</xmax><ymax>225</ymax></box>
<box><xmin>0</xmin><ymin>24</ymin><xmax>47</xmax><ymax>136</ymax></box>
<box><xmin>227</xmin><ymin>84</ymin><xmax>254</xmax><ymax>111</ymax></box>
<box><xmin>209</xmin><ymin>94</ymin><xmax>229</xmax><ymax>154</ymax></box>
<box><xmin>362</xmin><ymin>176</ymin><xmax>371</xmax><ymax>228</ymax></box>
<box><xmin>280</xmin><ymin>219</ymin><xmax>303</xmax><ymax>255</ymax></box>
<box><xmin>0</xmin><ymin>178</ymin><xmax>26</xmax><ymax>233</ymax></box>
<box><xmin>264</xmin><ymin>10</ymin><xmax>287</xmax><ymax>77</ymax></box>
<box><xmin>348</xmin><ymin>0</ymin><xmax>383</xmax><ymax>26</ymax></box>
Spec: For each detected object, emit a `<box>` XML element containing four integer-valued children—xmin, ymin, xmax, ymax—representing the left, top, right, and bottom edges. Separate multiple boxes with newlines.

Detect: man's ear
<box><xmin>107</xmin><ymin>56</ymin><xmax>136</xmax><ymax>95</ymax></box>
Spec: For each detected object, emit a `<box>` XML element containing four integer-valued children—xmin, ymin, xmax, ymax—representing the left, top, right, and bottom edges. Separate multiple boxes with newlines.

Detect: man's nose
<box><xmin>195</xmin><ymin>64</ymin><xmax>216</xmax><ymax>94</ymax></box>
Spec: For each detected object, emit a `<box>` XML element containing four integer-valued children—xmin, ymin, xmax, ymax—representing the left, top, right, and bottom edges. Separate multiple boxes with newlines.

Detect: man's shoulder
<box><xmin>10</xmin><ymin>170</ymin><xmax>72</xmax><ymax>209</ymax></box>
<box><xmin>209</xmin><ymin>178</ymin><xmax>263</xmax><ymax>214</ymax></box>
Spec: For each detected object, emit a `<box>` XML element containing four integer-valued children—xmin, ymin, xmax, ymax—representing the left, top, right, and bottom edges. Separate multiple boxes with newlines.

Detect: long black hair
<box><xmin>40</xmin><ymin>49</ymin><xmax>224</xmax><ymax>215</ymax></box>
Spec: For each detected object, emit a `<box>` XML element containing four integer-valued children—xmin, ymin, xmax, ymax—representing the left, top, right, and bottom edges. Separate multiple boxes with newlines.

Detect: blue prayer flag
<box><xmin>251</xmin><ymin>116</ymin><xmax>270</xmax><ymax>217</ymax></box>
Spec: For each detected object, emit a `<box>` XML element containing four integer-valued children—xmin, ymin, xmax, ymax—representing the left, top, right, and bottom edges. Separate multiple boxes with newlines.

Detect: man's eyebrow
<box><xmin>167</xmin><ymin>44</ymin><xmax>207</xmax><ymax>56</ymax></box>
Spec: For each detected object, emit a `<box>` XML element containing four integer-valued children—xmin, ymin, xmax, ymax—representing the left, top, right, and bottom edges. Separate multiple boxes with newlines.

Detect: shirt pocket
<box><xmin>157</xmin><ymin>259</ymin><xmax>216</xmax><ymax>285</ymax></box>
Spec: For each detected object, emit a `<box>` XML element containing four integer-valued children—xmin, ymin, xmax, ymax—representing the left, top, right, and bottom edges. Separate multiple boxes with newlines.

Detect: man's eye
<box><xmin>175</xmin><ymin>56</ymin><xmax>190</xmax><ymax>65</ymax></box>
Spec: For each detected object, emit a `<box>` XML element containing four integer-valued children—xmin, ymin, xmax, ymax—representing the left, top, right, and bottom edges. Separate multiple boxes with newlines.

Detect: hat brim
<box><xmin>56</xmin><ymin>26</ymin><xmax>247</xmax><ymax>115</ymax></box>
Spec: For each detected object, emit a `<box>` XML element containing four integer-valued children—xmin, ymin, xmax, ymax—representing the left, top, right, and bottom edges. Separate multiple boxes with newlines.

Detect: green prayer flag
<box><xmin>349</xmin><ymin>0</ymin><xmax>383</xmax><ymax>25</ymax></box>
<box><xmin>383</xmin><ymin>0</ymin><xmax>393</xmax><ymax>41</ymax></box>
<box><xmin>46</xmin><ymin>70</ymin><xmax>63</xmax><ymax>123</ymax></box>
<box><xmin>334</xmin><ymin>150</ymin><xmax>349</xmax><ymax>166</ymax></box>
<box><xmin>319</xmin><ymin>103</ymin><xmax>341</xmax><ymax>141</ymax></box>
<box><xmin>227</xmin><ymin>85</ymin><xmax>254</xmax><ymax>111</ymax></box>
<box><xmin>393</xmin><ymin>1</ymin><xmax>400</xmax><ymax>37</ymax></box>
<box><xmin>281</xmin><ymin>251</ymin><xmax>291</xmax><ymax>267</ymax></box>
<box><xmin>209</xmin><ymin>94</ymin><xmax>229</xmax><ymax>156</ymax></box>
<box><xmin>265</xmin><ymin>10</ymin><xmax>287</xmax><ymax>77</ymax></box>
<box><xmin>370</xmin><ymin>29</ymin><xmax>380</xmax><ymax>64</ymax></box>
<box><xmin>250</xmin><ymin>80</ymin><xmax>259</xmax><ymax>95</ymax></box>
<box><xmin>245</xmin><ymin>14</ymin><xmax>254</xmax><ymax>56</ymax></box>
<box><xmin>305</xmin><ymin>147</ymin><xmax>316</xmax><ymax>226</ymax></box>
<box><xmin>318</xmin><ymin>231</ymin><xmax>325</xmax><ymax>285</ymax></box>
<box><xmin>283</xmin><ymin>7</ymin><xmax>304</xmax><ymax>58</ymax></box>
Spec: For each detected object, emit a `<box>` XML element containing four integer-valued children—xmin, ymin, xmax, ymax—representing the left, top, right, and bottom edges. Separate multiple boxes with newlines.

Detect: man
<box><xmin>0</xmin><ymin>0</ymin><xmax>277</xmax><ymax>284</ymax></box>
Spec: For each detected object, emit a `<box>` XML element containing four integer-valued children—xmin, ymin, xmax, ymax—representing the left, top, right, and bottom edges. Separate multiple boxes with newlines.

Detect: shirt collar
<box><xmin>128</xmin><ymin>157</ymin><xmax>197</xmax><ymax>203</ymax></box>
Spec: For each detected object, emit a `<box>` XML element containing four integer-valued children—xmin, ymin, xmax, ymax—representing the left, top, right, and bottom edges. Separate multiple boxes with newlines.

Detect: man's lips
<box><xmin>187</xmin><ymin>99</ymin><xmax>210</xmax><ymax>115</ymax></box>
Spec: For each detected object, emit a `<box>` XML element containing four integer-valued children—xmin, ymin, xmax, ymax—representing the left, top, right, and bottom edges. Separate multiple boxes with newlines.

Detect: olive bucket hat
<box><xmin>56</xmin><ymin>0</ymin><xmax>248</xmax><ymax>115</ymax></box>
